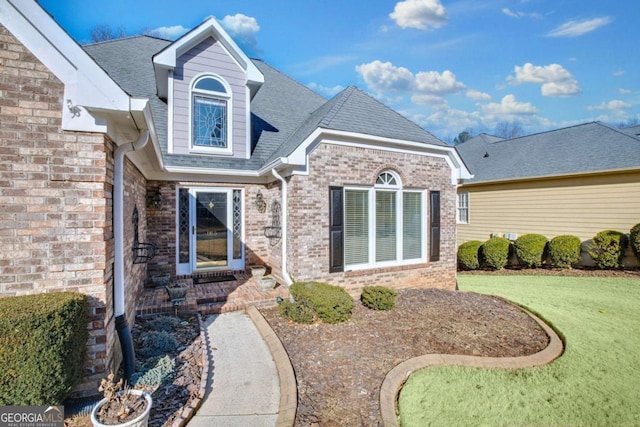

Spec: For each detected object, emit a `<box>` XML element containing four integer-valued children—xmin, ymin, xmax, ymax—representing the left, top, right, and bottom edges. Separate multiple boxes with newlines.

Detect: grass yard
<box><xmin>398</xmin><ymin>275</ymin><xmax>640</xmax><ymax>427</ymax></box>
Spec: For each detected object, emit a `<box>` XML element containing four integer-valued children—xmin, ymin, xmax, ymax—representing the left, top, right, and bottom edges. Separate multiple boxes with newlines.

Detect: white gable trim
<box><xmin>287</xmin><ymin>128</ymin><xmax>473</xmax><ymax>185</ymax></box>
<box><xmin>153</xmin><ymin>17</ymin><xmax>264</xmax><ymax>100</ymax></box>
<box><xmin>0</xmin><ymin>0</ymin><xmax>131</xmax><ymax>133</ymax></box>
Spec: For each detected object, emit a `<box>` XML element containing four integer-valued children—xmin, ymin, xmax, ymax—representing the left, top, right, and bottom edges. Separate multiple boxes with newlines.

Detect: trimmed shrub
<box><xmin>137</xmin><ymin>330</ymin><xmax>179</xmax><ymax>358</ymax></box>
<box><xmin>630</xmin><ymin>223</ymin><xmax>640</xmax><ymax>261</ymax></box>
<box><xmin>0</xmin><ymin>292</ymin><xmax>88</xmax><ymax>405</ymax></box>
<box><xmin>513</xmin><ymin>234</ymin><xmax>548</xmax><ymax>268</ymax></box>
<box><xmin>290</xmin><ymin>282</ymin><xmax>354</xmax><ymax>324</ymax></box>
<box><xmin>457</xmin><ymin>240</ymin><xmax>483</xmax><ymax>270</ymax></box>
<box><xmin>361</xmin><ymin>286</ymin><xmax>397</xmax><ymax>311</ymax></box>
<box><xmin>549</xmin><ymin>235</ymin><xmax>582</xmax><ymax>268</ymax></box>
<box><xmin>278</xmin><ymin>300</ymin><xmax>315</xmax><ymax>324</ymax></box>
<box><xmin>587</xmin><ymin>230</ymin><xmax>629</xmax><ymax>269</ymax></box>
<box><xmin>481</xmin><ymin>237</ymin><xmax>511</xmax><ymax>270</ymax></box>
<box><xmin>145</xmin><ymin>315</ymin><xmax>182</xmax><ymax>332</ymax></box>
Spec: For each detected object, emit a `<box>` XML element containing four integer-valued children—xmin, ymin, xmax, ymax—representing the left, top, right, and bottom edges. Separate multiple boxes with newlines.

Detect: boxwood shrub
<box><xmin>361</xmin><ymin>286</ymin><xmax>397</xmax><ymax>311</ymax></box>
<box><xmin>278</xmin><ymin>300</ymin><xmax>315</xmax><ymax>324</ymax></box>
<box><xmin>513</xmin><ymin>234</ymin><xmax>548</xmax><ymax>268</ymax></box>
<box><xmin>548</xmin><ymin>235</ymin><xmax>582</xmax><ymax>268</ymax></box>
<box><xmin>457</xmin><ymin>240</ymin><xmax>483</xmax><ymax>270</ymax></box>
<box><xmin>587</xmin><ymin>230</ymin><xmax>629</xmax><ymax>269</ymax></box>
<box><xmin>289</xmin><ymin>282</ymin><xmax>354</xmax><ymax>324</ymax></box>
<box><xmin>0</xmin><ymin>292</ymin><xmax>88</xmax><ymax>405</ymax></box>
<box><xmin>481</xmin><ymin>237</ymin><xmax>511</xmax><ymax>270</ymax></box>
<box><xmin>630</xmin><ymin>223</ymin><xmax>640</xmax><ymax>261</ymax></box>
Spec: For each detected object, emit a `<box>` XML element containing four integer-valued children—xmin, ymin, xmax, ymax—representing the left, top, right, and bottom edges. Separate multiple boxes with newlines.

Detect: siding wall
<box><xmin>457</xmin><ymin>171</ymin><xmax>640</xmax><ymax>245</ymax></box>
<box><xmin>172</xmin><ymin>37</ymin><xmax>247</xmax><ymax>158</ymax></box>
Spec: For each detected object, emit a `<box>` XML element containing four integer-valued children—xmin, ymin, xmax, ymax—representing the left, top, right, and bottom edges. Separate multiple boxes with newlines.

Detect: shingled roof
<box><xmin>456</xmin><ymin>122</ymin><xmax>640</xmax><ymax>184</ymax></box>
<box><xmin>84</xmin><ymin>35</ymin><xmax>444</xmax><ymax>172</ymax></box>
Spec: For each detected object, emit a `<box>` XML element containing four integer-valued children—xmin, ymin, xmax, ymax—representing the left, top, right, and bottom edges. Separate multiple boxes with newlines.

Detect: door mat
<box><xmin>193</xmin><ymin>275</ymin><xmax>236</xmax><ymax>285</ymax></box>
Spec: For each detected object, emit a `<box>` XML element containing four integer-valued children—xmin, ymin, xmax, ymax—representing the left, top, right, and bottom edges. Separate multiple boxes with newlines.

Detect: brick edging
<box><xmin>170</xmin><ymin>313</ymin><xmax>209</xmax><ymax>427</ymax></box>
<box><xmin>246</xmin><ymin>305</ymin><xmax>298</xmax><ymax>427</ymax></box>
<box><xmin>379</xmin><ymin>304</ymin><xmax>564</xmax><ymax>427</ymax></box>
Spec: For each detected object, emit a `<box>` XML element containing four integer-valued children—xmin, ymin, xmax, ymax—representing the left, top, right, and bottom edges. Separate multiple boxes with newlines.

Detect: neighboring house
<box><xmin>455</xmin><ymin>122</ymin><xmax>640</xmax><ymax>247</ymax></box>
<box><xmin>0</xmin><ymin>1</ymin><xmax>470</xmax><ymax>395</ymax></box>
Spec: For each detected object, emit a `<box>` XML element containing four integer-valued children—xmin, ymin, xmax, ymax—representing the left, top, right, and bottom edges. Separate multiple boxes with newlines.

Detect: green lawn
<box><xmin>398</xmin><ymin>275</ymin><xmax>640</xmax><ymax>427</ymax></box>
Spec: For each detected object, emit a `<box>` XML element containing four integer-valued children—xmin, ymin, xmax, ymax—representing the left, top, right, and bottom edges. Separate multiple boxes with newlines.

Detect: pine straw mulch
<box><xmin>261</xmin><ymin>287</ymin><xmax>550</xmax><ymax>427</ymax></box>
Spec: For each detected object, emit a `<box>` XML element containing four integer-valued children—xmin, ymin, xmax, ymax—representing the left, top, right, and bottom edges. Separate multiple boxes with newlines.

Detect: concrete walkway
<box><xmin>187</xmin><ymin>311</ymin><xmax>280</xmax><ymax>427</ymax></box>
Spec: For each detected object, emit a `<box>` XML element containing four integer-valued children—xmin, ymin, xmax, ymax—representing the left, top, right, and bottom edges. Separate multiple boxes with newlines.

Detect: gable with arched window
<box><xmin>190</xmin><ymin>74</ymin><xmax>232</xmax><ymax>154</ymax></box>
<box><xmin>329</xmin><ymin>170</ymin><xmax>430</xmax><ymax>272</ymax></box>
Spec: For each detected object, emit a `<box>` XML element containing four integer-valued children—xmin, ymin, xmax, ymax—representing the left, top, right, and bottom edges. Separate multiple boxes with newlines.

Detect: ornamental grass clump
<box><xmin>548</xmin><ymin>235</ymin><xmax>582</xmax><ymax>268</ymax></box>
<box><xmin>457</xmin><ymin>240</ymin><xmax>483</xmax><ymax>270</ymax></box>
<box><xmin>481</xmin><ymin>237</ymin><xmax>511</xmax><ymax>270</ymax></box>
<box><xmin>289</xmin><ymin>282</ymin><xmax>354</xmax><ymax>324</ymax></box>
<box><xmin>513</xmin><ymin>234</ymin><xmax>548</xmax><ymax>268</ymax></box>
<box><xmin>587</xmin><ymin>230</ymin><xmax>629</xmax><ymax>269</ymax></box>
<box><xmin>361</xmin><ymin>286</ymin><xmax>397</xmax><ymax>311</ymax></box>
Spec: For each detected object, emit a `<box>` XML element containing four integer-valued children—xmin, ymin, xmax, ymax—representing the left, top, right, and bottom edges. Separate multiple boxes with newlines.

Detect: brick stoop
<box><xmin>136</xmin><ymin>273</ymin><xmax>290</xmax><ymax>316</ymax></box>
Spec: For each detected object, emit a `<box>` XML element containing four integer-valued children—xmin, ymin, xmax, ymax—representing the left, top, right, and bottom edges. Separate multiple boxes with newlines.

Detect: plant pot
<box><xmin>90</xmin><ymin>390</ymin><xmax>152</xmax><ymax>427</ymax></box>
<box><xmin>166</xmin><ymin>283</ymin><xmax>189</xmax><ymax>301</ymax></box>
<box><xmin>250</xmin><ymin>265</ymin><xmax>267</xmax><ymax>278</ymax></box>
<box><xmin>258</xmin><ymin>275</ymin><xmax>277</xmax><ymax>290</ymax></box>
<box><xmin>150</xmin><ymin>274</ymin><xmax>170</xmax><ymax>288</ymax></box>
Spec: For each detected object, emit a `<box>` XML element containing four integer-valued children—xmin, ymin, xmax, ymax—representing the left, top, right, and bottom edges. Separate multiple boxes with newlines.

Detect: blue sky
<box><xmin>39</xmin><ymin>0</ymin><xmax>640</xmax><ymax>140</ymax></box>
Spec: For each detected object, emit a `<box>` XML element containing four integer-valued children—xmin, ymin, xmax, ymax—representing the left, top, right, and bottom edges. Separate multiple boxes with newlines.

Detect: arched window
<box><xmin>191</xmin><ymin>75</ymin><xmax>231</xmax><ymax>150</ymax></box>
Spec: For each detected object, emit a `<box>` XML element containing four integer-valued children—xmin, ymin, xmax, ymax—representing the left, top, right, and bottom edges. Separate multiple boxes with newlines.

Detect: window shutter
<box><xmin>430</xmin><ymin>191</ymin><xmax>441</xmax><ymax>261</ymax></box>
<box><xmin>329</xmin><ymin>187</ymin><xmax>344</xmax><ymax>272</ymax></box>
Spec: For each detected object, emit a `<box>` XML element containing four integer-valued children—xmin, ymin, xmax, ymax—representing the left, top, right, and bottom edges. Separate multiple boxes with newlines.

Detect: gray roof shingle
<box><xmin>456</xmin><ymin>122</ymin><xmax>640</xmax><ymax>184</ymax></box>
<box><xmin>83</xmin><ymin>35</ymin><xmax>444</xmax><ymax>172</ymax></box>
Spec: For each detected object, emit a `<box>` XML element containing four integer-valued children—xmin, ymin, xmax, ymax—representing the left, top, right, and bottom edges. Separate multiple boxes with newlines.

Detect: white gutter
<box><xmin>113</xmin><ymin>130</ymin><xmax>149</xmax><ymax>316</ymax></box>
<box><xmin>271</xmin><ymin>168</ymin><xmax>293</xmax><ymax>286</ymax></box>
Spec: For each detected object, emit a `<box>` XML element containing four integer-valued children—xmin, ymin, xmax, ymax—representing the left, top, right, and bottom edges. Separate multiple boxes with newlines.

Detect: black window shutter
<box><xmin>430</xmin><ymin>191</ymin><xmax>441</xmax><ymax>262</ymax></box>
<box><xmin>329</xmin><ymin>187</ymin><xmax>344</xmax><ymax>272</ymax></box>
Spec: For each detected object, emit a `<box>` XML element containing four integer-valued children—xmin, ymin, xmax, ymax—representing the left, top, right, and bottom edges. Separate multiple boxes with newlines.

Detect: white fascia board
<box><xmin>287</xmin><ymin>128</ymin><xmax>472</xmax><ymax>184</ymax></box>
<box><xmin>1</xmin><ymin>0</ymin><xmax>130</xmax><ymax>125</ymax></box>
<box><xmin>153</xmin><ymin>17</ymin><xmax>264</xmax><ymax>97</ymax></box>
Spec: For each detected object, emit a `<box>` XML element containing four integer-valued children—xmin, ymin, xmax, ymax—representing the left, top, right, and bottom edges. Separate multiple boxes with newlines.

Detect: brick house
<box><xmin>0</xmin><ymin>0</ymin><xmax>470</xmax><ymax>395</ymax></box>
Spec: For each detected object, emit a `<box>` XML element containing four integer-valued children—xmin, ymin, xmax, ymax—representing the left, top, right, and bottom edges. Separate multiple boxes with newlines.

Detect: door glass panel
<box><xmin>195</xmin><ymin>192</ymin><xmax>228</xmax><ymax>268</ymax></box>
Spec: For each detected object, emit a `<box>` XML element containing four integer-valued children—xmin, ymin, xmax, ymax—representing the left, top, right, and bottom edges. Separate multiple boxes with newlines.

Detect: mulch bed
<box><xmin>261</xmin><ymin>288</ymin><xmax>550</xmax><ymax>426</ymax></box>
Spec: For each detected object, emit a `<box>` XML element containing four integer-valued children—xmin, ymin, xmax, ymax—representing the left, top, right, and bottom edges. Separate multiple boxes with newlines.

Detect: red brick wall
<box><xmin>0</xmin><ymin>24</ymin><xmax>147</xmax><ymax>397</ymax></box>
<box><xmin>287</xmin><ymin>143</ymin><xmax>457</xmax><ymax>295</ymax></box>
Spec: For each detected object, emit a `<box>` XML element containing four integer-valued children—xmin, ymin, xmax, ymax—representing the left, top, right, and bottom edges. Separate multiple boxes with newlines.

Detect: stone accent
<box><xmin>287</xmin><ymin>143</ymin><xmax>458</xmax><ymax>294</ymax></box>
<box><xmin>0</xmin><ymin>24</ymin><xmax>147</xmax><ymax>397</ymax></box>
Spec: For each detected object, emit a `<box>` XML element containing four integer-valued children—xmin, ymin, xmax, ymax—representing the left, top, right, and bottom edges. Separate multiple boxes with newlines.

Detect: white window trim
<box><xmin>457</xmin><ymin>192</ymin><xmax>469</xmax><ymax>224</ymax></box>
<box><xmin>188</xmin><ymin>73</ymin><xmax>233</xmax><ymax>155</ymax></box>
<box><xmin>343</xmin><ymin>182</ymin><xmax>426</xmax><ymax>271</ymax></box>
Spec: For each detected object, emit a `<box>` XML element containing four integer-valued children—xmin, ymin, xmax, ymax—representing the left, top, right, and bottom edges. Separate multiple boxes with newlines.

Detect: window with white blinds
<box><xmin>344</xmin><ymin>190</ymin><xmax>369</xmax><ymax>266</ymax></box>
<box><xmin>403</xmin><ymin>192</ymin><xmax>422</xmax><ymax>260</ymax></box>
<box><xmin>375</xmin><ymin>191</ymin><xmax>397</xmax><ymax>262</ymax></box>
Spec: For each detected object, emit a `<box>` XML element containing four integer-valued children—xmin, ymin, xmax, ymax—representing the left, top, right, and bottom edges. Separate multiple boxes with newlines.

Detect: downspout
<box><xmin>114</xmin><ymin>130</ymin><xmax>149</xmax><ymax>381</ymax></box>
<box><xmin>271</xmin><ymin>169</ymin><xmax>293</xmax><ymax>286</ymax></box>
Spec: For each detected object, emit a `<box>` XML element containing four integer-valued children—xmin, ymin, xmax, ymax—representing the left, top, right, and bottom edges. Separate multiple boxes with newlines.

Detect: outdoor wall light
<box><xmin>66</xmin><ymin>99</ymin><xmax>81</xmax><ymax>117</ymax></box>
<box><xmin>149</xmin><ymin>190</ymin><xmax>163</xmax><ymax>210</ymax></box>
<box><xmin>255</xmin><ymin>191</ymin><xmax>267</xmax><ymax>213</ymax></box>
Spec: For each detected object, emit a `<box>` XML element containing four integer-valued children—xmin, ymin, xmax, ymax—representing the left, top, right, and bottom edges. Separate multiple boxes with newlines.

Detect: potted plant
<box><xmin>90</xmin><ymin>373</ymin><xmax>152</xmax><ymax>427</ymax></box>
<box><xmin>165</xmin><ymin>282</ymin><xmax>189</xmax><ymax>302</ymax></box>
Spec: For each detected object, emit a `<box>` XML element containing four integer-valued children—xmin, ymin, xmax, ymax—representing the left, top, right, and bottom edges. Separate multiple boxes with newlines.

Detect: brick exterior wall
<box><xmin>0</xmin><ymin>24</ymin><xmax>147</xmax><ymax>397</ymax></box>
<box><xmin>287</xmin><ymin>143</ymin><xmax>458</xmax><ymax>295</ymax></box>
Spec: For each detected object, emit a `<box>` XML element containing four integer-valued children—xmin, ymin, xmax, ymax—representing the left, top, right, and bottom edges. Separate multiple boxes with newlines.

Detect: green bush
<box><xmin>0</xmin><ymin>292</ymin><xmax>88</xmax><ymax>405</ymax></box>
<box><xmin>278</xmin><ymin>300</ymin><xmax>315</xmax><ymax>324</ymax></box>
<box><xmin>587</xmin><ymin>230</ymin><xmax>629</xmax><ymax>269</ymax></box>
<box><xmin>457</xmin><ymin>240</ymin><xmax>483</xmax><ymax>270</ymax></box>
<box><xmin>361</xmin><ymin>286</ymin><xmax>397</xmax><ymax>311</ymax></box>
<box><xmin>481</xmin><ymin>237</ymin><xmax>511</xmax><ymax>270</ymax></box>
<box><xmin>137</xmin><ymin>330</ymin><xmax>179</xmax><ymax>358</ymax></box>
<box><xmin>513</xmin><ymin>234</ymin><xmax>548</xmax><ymax>268</ymax></box>
<box><xmin>290</xmin><ymin>282</ymin><xmax>354</xmax><ymax>324</ymax></box>
<box><xmin>548</xmin><ymin>235</ymin><xmax>582</xmax><ymax>268</ymax></box>
<box><xmin>145</xmin><ymin>315</ymin><xmax>182</xmax><ymax>332</ymax></box>
<box><xmin>630</xmin><ymin>223</ymin><xmax>640</xmax><ymax>261</ymax></box>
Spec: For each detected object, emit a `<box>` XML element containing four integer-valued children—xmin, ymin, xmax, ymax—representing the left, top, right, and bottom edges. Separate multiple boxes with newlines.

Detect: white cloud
<box><xmin>411</xmin><ymin>94</ymin><xmax>449</xmax><ymax>108</ymax></box>
<box><xmin>149</xmin><ymin>25</ymin><xmax>188</xmax><ymax>40</ymax></box>
<box><xmin>414</xmin><ymin>70</ymin><xmax>465</xmax><ymax>95</ymax></box>
<box><xmin>502</xmin><ymin>8</ymin><xmax>543</xmax><ymax>19</ymax></box>
<box><xmin>466</xmin><ymin>89</ymin><xmax>491</xmax><ymax>101</ymax></box>
<box><xmin>483</xmin><ymin>94</ymin><xmax>538</xmax><ymax>115</ymax></box>
<box><xmin>619</xmin><ymin>88</ymin><xmax>633</xmax><ymax>95</ymax></box>
<box><xmin>355</xmin><ymin>60</ymin><xmax>414</xmax><ymax>92</ymax></box>
<box><xmin>613</xmin><ymin>70</ymin><xmax>625</xmax><ymax>77</ymax></box>
<box><xmin>220</xmin><ymin>14</ymin><xmax>260</xmax><ymax>49</ymax></box>
<box><xmin>547</xmin><ymin>16</ymin><xmax>612</xmax><ymax>37</ymax></box>
<box><xmin>390</xmin><ymin>0</ymin><xmax>447</xmax><ymax>30</ymax></box>
<box><xmin>586</xmin><ymin>100</ymin><xmax>632</xmax><ymax>111</ymax></box>
<box><xmin>307</xmin><ymin>83</ymin><xmax>345</xmax><ymax>97</ymax></box>
<box><xmin>509</xmin><ymin>63</ymin><xmax>581</xmax><ymax>97</ymax></box>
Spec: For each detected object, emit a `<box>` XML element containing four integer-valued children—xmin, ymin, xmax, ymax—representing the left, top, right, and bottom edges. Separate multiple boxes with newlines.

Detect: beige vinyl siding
<box><xmin>457</xmin><ymin>170</ymin><xmax>640</xmax><ymax>245</ymax></box>
<box><xmin>172</xmin><ymin>37</ymin><xmax>248</xmax><ymax>158</ymax></box>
